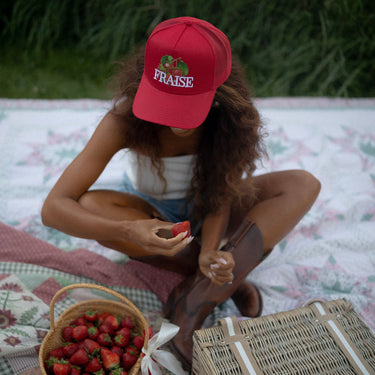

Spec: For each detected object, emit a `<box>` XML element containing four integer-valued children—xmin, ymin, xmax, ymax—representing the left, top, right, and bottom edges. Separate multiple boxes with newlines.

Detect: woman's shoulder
<box><xmin>84</xmin><ymin>111</ymin><xmax>129</xmax><ymax>155</ymax></box>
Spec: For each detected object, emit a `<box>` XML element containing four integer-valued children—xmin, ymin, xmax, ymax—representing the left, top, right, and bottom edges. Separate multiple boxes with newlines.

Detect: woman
<box><xmin>42</xmin><ymin>17</ymin><xmax>320</xmax><ymax>368</ymax></box>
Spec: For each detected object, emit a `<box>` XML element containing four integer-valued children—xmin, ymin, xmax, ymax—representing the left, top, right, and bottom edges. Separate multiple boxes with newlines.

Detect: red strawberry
<box><xmin>125</xmin><ymin>345</ymin><xmax>139</xmax><ymax>356</ymax></box>
<box><xmin>62</xmin><ymin>326</ymin><xmax>73</xmax><ymax>342</ymax></box>
<box><xmin>132</xmin><ymin>335</ymin><xmax>144</xmax><ymax>350</ymax></box>
<box><xmin>70</xmin><ymin>367</ymin><xmax>81</xmax><ymax>375</ymax></box>
<box><xmin>44</xmin><ymin>355</ymin><xmax>59</xmax><ymax>372</ymax></box>
<box><xmin>83</xmin><ymin>309</ymin><xmax>98</xmax><ymax>322</ymax></box>
<box><xmin>116</xmin><ymin>327</ymin><xmax>131</xmax><ymax>337</ymax></box>
<box><xmin>143</xmin><ymin>327</ymin><xmax>153</xmax><ymax>339</ymax></box>
<box><xmin>114</xmin><ymin>327</ymin><xmax>131</xmax><ymax>347</ymax></box>
<box><xmin>84</xmin><ymin>357</ymin><xmax>102</xmax><ymax>372</ymax></box>
<box><xmin>110</xmin><ymin>369</ymin><xmax>128</xmax><ymax>375</ymax></box>
<box><xmin>101</xmin><ymin>348</ymin><xmax>120</xmax><ymax>370</ymax></box>
<box><xmin>97</xmin><ymin>312</ymin><xmax>111</xmax><ymax>325</ymax></box>
<box><xmin>81</xmin><ymin>338</ymin><xmax>100</xmax><ymax>354</ymax></box>
<box><xmin>48</xmin><ymin>346</ymin><xmax>65</xmax><ymax>360</ymax></box>
<box><xmin>97</xmin><ymin>332</ymin><xmax>112</xmax><ymax>347</ymax></box>
<box><xmin>122</xmin><ymin>352</ymin><xmax>138</xmax><ymax>370</ymax></box>
<box><xmin>111</xmin><ymin>345</ymin><xmax>124</xmax><ymax>357</ymax></box>
<box><xmin>53</xmin><ymin>360</ymin><xmax>71</xmax><ymax>375</ymax></box>
<box><xmin>103</xmin><ymin>314</ymin><xmax>120</xmax><ymax>330</ymax></box>
<box><xmin>63</xmin><ymin>342</ymin><xmax>79</xmax><ymax>358</ymax></box>
<box><xmin>70</xmin><ymin>317</ymin><xmax>86</xmax><ymax>327</ymax></box>
<box><xmin>87</xmin><ymin>325</ymin><xmax>99</xmax><ymax>340</ymax></box>
<box><xmin>99</xmin><ymin>323</ymin><xmax>114</xmax><ymax>335</ymax></box>
<box><xmin>69</xmin><ymin>348</ymin><xmax>89</xmax><ymax>366</ymax></box>
<box><xmin>121</xmin><ymin>316</ymin><xmax>135</xmax><ymax>330</ymax></box>
<box><xmin>72</xmin><ymin>325</ymin><xmax>88</xmax><ymax>342</ymax></box>
<box><xmin>172</xmin><ymin>221</ymin><xmax>191</xmax><ymax>238</ymax></box>
<box><xmin>114</xmin><ymin>334</ymin><xmax>129</xmax><ymax>348</ymax></box>
<box><xmin>170</xmin><ymin>68</ymin><xmax>183</xmax><ymax>76</ymax></box>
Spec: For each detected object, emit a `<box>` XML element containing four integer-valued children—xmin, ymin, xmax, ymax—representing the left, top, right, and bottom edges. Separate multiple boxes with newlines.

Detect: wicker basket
<box><xmin>39</xmin><ymin>283</ymin><xmax>150</xmax><ymax>375</ymax></box>
<box><xmin>192</xmin><ymin>299</ymin><xmax>375</xmax><ymax>375</ymax></box>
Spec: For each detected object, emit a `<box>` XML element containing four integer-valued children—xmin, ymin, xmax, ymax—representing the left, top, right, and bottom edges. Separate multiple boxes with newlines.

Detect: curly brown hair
<box><xmin>111</xmin><ymin>46</ymin><xmax>266</xmax><ymax>218</ymax></box>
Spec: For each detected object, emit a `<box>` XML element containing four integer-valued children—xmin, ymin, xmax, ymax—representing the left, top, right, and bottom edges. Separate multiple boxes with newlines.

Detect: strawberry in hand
<box><xmin>172</xmin><ymin>221</ymin><xmax>191</xmax><ymax>238</ymax></box>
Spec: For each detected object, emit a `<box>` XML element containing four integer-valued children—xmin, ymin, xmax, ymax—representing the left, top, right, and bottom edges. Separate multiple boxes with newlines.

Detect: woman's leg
<box><xmin>166</xmin><ymin>170</ymin><xmax>321</xmax><ymax>369</ymax></box>
<box><xmin>224</xmin><ymin>169</ymin><xmax>321</xmax><ymax>316</ymax></box>
<box><xmin>78</xmin><ymin>189</ymin><xmax>164</xmax><ymax>255</ymax></box>
<box><xmin>227</xmin><ymin>169</ymin><xmax>321</xmax><ymax>253</ymax></box>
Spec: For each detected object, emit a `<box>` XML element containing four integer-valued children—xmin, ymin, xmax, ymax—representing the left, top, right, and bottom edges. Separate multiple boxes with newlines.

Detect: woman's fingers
<box><xmin>208</xmin><ymin>251</ymin><xmax>235</xmax><ymax>285</ymax></box>
<box><xmin>147</xmin><ymin>230</ymin><xmax>193</xmax><ymax>255</ymax></box>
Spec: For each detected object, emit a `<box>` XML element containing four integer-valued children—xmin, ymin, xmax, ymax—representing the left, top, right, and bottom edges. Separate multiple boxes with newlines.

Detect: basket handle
<box><xmin>49</xmin><ymin>283</ymin><xmax>150</xmax><ymax>344</ymax></box>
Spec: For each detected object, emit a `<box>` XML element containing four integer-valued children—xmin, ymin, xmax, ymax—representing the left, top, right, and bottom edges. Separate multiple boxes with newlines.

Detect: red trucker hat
<box><xmin>133</xmin><ymin>17</ymin><xmax>232</xmax><ymax>129</ymax></box>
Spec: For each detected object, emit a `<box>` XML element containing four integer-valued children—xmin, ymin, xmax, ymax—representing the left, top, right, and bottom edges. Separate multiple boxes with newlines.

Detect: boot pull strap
<box><xmin>224</xmin><ymin>219</ymin><xmax>255</xmax><ymax>252</ymax></box>
<box><xmin>218</xmin><ymin>316</ymin><xmax>262</xmax><ymax>374</ymax></box>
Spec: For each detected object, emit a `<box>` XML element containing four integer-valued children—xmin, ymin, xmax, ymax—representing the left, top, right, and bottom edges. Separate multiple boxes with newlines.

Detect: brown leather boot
<box><xmin>164</xmin><ymin>219</ymin><xmax>264</xmax><ymax>370</ymax></box>
<box><xmin>231</xmin><ymin>280</ymin><xmax>263</xmax><ymax>317</ymax></box>
<box><xmin>132</xmin><ymin>236</ymin><xmax>263</xmax><ymax>318</ymax></box>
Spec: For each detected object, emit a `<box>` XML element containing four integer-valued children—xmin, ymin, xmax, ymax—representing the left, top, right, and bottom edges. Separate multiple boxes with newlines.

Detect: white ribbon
<box><xmin>141</xmin><ymin>321</ymin><xmax>186</xmax><ymax>375</ymax></box>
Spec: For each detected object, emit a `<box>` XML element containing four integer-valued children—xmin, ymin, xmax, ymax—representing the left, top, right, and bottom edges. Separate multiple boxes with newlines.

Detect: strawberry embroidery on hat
<box><xmin>158</xmin><ymin>55</ymin><xmax>189</xmax><ymax>77</ymax></box>
<box><xmin>154</xmin><ymin>55</ymin><xmax>194</xmax><ymax>88</ymax></box>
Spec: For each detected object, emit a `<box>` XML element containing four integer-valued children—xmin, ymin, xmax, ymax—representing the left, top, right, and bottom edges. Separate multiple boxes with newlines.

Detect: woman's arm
<box><xmin>41</xmin><ymin>112</ymin><xmax>189</xmax><ymax>255</ymax></box>
<box><xmin>42</xmin><ymin>112</ymin><xmax>129</xmax><ymax>240</ymax></box>
<box><xmin>198</xmin><ymin>205</ymin><xmax>235</xmax><ymax>285</ymax></box>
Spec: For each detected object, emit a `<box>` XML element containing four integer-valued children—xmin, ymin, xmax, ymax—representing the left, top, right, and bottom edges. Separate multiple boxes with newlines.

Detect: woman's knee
<box><xmin>292</xmin><ymin>170</ymin><xmax>321</xmax><ymax>202</ymax></box>
<box><xmin>254</xmin><ymin>169</ymin><xmax>320</xmax><ymax>203</ymax></box>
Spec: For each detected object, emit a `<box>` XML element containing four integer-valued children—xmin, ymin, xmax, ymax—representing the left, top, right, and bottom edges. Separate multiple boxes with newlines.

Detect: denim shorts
<box><xmin>119</xmin><ymin>173</ymin><xmax>196</xmax><ymax>225</ymax></box>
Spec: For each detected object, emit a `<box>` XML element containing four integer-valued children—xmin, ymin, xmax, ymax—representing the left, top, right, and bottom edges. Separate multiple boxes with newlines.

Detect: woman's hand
<box><xmin>121</xmin><ymin>218</ymin><xmax>193</xmax><ymax>256</ymax></box>
<box><xmin>199</xmin><ymin>250</ymin><xmax>234</xmax><ymax>285</ymax></box>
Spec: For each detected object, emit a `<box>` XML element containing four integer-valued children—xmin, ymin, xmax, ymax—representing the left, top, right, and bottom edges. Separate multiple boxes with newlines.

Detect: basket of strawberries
<box><xmin>39</xmin><ymin>283</ymin><xmax>151</xmax><ymax>375</ymax></box>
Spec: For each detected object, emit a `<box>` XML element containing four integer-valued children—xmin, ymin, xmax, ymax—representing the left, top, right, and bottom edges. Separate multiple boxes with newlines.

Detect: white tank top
<box><xmin>124</xmin><ymin>150</ymin><xmax>195</xmax><ymax>200</ymax></box>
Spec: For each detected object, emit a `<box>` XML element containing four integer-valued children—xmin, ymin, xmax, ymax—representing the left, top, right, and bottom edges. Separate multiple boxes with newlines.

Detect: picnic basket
<box><xmin>39</xmin><ymin>283</ymin><xmax>150</xmax><ymax>375</ymax></box>
<box><xmin>192</xmin><ymin>299</ymin><xmax>375</xmax><ymax>374</ymax></box>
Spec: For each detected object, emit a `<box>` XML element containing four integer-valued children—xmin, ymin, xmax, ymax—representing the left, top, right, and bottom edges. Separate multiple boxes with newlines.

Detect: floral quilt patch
<box><xmin>0</xmin><ymin>275</ymin><xmax>49</xmax><ymax>356</ymax></box>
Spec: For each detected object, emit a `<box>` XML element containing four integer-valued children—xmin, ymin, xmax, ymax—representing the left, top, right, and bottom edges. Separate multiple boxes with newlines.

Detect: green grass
<box><xmin>1</xmin><ymin>45</ymin><xmax>114</xmax><ymax>99</ymax></box>
<box><xmin>1</xmin><ymin>0</ymin><xmax>374</xmax><ymax>98</ymax></box>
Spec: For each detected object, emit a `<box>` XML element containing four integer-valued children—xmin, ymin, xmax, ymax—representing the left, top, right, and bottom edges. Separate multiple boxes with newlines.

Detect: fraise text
<box><xmin>153</xmin><ymin>68</ymin><xmax>194</xmax><ymax>88</ymax></box>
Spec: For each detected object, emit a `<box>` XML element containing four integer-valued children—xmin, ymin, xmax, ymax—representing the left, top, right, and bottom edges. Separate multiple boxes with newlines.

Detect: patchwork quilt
<box><xmin>0</xmin><ymin>97</ymin><xmax>375</xmax><ymax>374</ymax></box>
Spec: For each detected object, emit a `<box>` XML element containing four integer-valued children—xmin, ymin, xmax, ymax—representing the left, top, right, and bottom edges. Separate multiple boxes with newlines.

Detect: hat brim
<box><xmin>133</xmin><ymin>74</ymin><xmax>215</xmax><ymax>129</ymax></box>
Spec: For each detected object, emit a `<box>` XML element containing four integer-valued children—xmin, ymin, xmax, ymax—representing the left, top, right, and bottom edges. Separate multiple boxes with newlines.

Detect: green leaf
<box><xmin>7</xmin><ymin>327</ymin><xmax>30</xmax><ymax>337</ymax></box>
<box><xmin>160</xmin><ymin>55</ymin><xmax>173</xmax><ymax>64</ymax></box>
<box><xmin>19</xmin><ymin>306</ymin><xmax>38</xmax><ymax>325</ymax></box>
<box><xmin>177</xmin><ymin>60</ymin><xmax>189</xmax><ymax>76</ymax></box>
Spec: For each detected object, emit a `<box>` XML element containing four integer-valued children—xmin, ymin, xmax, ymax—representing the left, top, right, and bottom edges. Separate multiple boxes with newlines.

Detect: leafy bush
<box><xmin>1</xmin><ymin>0</ymin><xmax>374</xmax><ymax>98</ymax></box>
